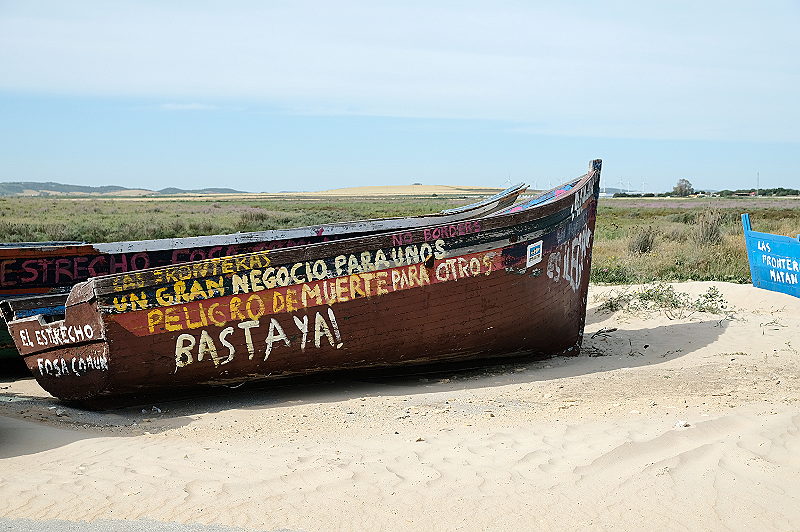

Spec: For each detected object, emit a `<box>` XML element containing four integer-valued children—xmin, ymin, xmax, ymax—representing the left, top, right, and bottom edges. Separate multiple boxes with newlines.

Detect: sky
<box><xmin>1</xmin><ymin>1</ymin><xmax>798</xmax><ymax>193</ymax></box>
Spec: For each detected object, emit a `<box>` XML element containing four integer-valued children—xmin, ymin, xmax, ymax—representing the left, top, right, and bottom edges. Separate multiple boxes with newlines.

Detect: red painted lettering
<box><xmin>54</xmin><ymin>258</ymin><xmax>73</xmax><ymax>283</ymax></box>
<box><xmin>109</xmin><ymin>254</ymin><xmax>128</xmax><ymax>274</ymax></box>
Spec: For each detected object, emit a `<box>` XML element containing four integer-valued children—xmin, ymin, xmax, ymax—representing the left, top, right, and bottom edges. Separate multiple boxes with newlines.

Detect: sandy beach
<box><xmin>1</xmin><ymin>281</ymin><xmax>798</xmax><ymax>531</ymax></box>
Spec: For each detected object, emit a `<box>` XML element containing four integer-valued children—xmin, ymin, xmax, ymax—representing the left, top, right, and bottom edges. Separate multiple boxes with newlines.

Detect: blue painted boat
<box><xmin>741</xmin><ymin>214</ymin><xmax>800</xmax><ymax>298</ymax></box>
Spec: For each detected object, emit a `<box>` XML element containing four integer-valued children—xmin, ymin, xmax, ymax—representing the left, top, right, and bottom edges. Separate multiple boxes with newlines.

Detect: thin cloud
<box><xmin>159</xmin><ymin>103</ymin><xmax>219</xmax><ymax>111</ymax></box>
<box><xmin>1</xmin><ymin>1</ymin><xmax>798</xmax><ymax>142</ymax></box>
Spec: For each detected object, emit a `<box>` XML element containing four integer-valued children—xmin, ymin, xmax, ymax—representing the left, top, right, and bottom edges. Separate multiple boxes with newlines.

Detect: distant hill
<box><xmin>0</xmin><ymin>182</ymin><xmax>131</xmax><ymax>196</ymax></box>
<box><xmin>0</xmin><ymin>181</ymin><xmax>246</xmax><ymax>197</ymax></box>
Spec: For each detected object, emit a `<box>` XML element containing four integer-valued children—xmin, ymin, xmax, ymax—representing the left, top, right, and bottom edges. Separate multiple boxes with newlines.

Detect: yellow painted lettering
<box><xmin>188</xmin><ymin>280</ymin><xmax>208</xmax><ymax>301</ymax></box>
<box><xmin>147</xmin><ymin>309</ymin><xmax>164</xmax><ymax>333</ymax></box>
<box><xmin>229</xmin><ymin>297</ymin><xmax>245</xmax><ymax>321</ymax></box>
<box><xmin>360</xmin><ymin>272</ymin><xmax>374</xmax><ymax>296</ymax></box>
<box><xmin>349</xmin><ymin>274</ymin><xmax>365</xmax><ymax>298</ymax></box>
<box><xmin>246</xmin><ymin>294</ymin><xmax>265</xmax><ymax>320</ymax></box>
<box><xmin>183</xmin><ymin>305</ymin><xmax>204</xmax><ymax>329</ymax></box>
<box><xmin>285</xmin><ymin>288</ymin><xmax>298</xmax><ymax>312</ymax></box>
<box><xmin>272</xmin><ymin>291</ymin><xmax>285</xmax><ymax>313</ymax></box>
<box><xmin>164</xmin><ymin>307</ymin><xmax>182</xmax><ymax>332</ymax></box>
<box><xmin>205</xmin><ymin>277</ymin><xmax>225</xmax><ymax>297</ymax></box>
<box><xmin>156</xmin><ymin>287</ymin><xmax>173</xmax><ymax>306</ymax></box>
<box><xmin>335</xmin><ymin>276</ymin><xmax>349</xmax><ymax>302</ymax></box>
<box><xmin>208</xmin><ymin>303</ymin><xmax>226</xmax><ymax>327</ymax></box>
<box><xmin>112</xmin><ymin>296</ymin><xmax>128</xmax><ymax>312</ymax></box>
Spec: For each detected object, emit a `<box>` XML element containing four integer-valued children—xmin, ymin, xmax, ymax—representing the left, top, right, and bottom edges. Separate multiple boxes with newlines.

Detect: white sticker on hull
<box><xmin>526</xmin><ymin>240</ymin><xmax>543</xmax><ymax>267</ymax></box>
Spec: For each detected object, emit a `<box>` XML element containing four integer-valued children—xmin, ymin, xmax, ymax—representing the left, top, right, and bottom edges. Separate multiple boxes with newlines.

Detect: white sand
<box><xmin>1</xmin><ymin>281</ymin><xmax>798</xmax><ymax>531</ymax></box>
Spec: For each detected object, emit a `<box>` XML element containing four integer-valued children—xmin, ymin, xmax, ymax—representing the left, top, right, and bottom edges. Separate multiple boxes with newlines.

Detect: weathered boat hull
<box><xmin>0</xmin><ymin>185</ymin><xmax>527</xmax><ymax>360</ymax></box>
<box><xmin>5</xmin><ymin>162</ymin><xmax>600</xmax><ymax>404</ymax></box>
<box><xmin>0</xmin><ymin>293</ymin><xmax>67</xmax><ymax>363</ymax></box>
<box><xmin>742</xmin><ymin>214</ymin><xmax>800</xmax><ymax>298</ymax></box>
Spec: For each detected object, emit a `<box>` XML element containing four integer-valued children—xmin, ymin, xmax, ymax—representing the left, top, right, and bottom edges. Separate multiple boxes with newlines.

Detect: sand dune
<box><xmin>1</xmin><ymin>281</ymin><xmax>799</xmax><ymax>530</ymax></box>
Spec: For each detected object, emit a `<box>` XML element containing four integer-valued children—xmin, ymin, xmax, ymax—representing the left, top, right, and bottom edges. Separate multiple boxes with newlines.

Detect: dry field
<box><xmin>1</xmin><ymin>192</ymin><xmax>798</xmax><ymax>284</ymax></box>
<box><xmin>0</xmin><ymin>194</ymin><xmax>475</xmax><ymax>243</ymax></box>
<box><xmin>592</xmin><ymin>196</ymin><xmax>800</xmax><ymax>284</ymax></box>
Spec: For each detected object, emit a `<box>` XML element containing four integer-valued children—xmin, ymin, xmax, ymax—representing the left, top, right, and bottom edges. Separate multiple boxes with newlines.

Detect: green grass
<box><xmin>0</xmin><ymin>196</ymin><xmax>468</xmax><ymax>243</ymax></box>
<box><xmin>591</xmin><ymin>197</ymin><xmax>800</xmax><ymax>284</ymax></box>
<box><xmin>1</xmin><ymin>195</ymin><xmax>798</xmax><ymax>285</ymax></box>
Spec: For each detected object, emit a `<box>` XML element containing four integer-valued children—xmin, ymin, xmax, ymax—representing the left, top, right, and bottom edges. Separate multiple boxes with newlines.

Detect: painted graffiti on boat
<box><xmin>174</xmin><ymin>307</ymin><xmax>343</xmax><ymax>370</ymax></box>
<box><xmin>0</xmin><ymin>237</ymin><xmax>349</xmax><ymax>292</ymax></box>
<box><xmin>758</xmin><ymin>241</ymin><xmax>800</xmax><ymax>285</ymax></box>
<box><xmin>113</xmin><ymin>249</ymin><xmax>504</xmax><ymax>336</ymax></box>
<box><xmin>0</xmin><ymin>164</ymin><xmax>600</xmax><ymax>404</ymax></box>
<box><xmin>546</xmin><ymin>227</ymin><xmax>593</xmax><ymax>291</ymax></box>
<box><xmin>17</xmin><ymin>323</ymin><xmax>97</xmax><ymax>349</ymax></box>
<box><xmin>37</xmin><ymin>352</ymin><xmax>109</xmax><ymax>378</ymax></box>
<box><xmin>106</xmin><ymin>239</ymin><xmax>451</xmax><ymax>312</ymax></box>
<box><xmin>742</xmin><ymin>214</ymin><xmax>800</xmax><ymax>298</ymax></box>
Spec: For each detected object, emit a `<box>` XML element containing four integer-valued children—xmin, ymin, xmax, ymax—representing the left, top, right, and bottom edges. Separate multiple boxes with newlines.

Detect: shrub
<box><xmin>627</xmin><ymin>226</ymin><xmax>657</xmax><ymax>254</ymax></box>
<box><xmin>596</xmin><ymin>283</ymin><xmax>733</xmax><ymax>320</ymax></box>
<box><xmin>695</xmin><ymin>211</ymin><xmax>723</xmax><ymax>245</ymax></box>
<box><xmin>666</xmin><ymin>212</ymin><xmax>696</xmax><ymax>224</ymax></box>
<box><xmin>591</xmin><ymin>264</ymin><xmax>636</xmax><ymax>284</ymax></box>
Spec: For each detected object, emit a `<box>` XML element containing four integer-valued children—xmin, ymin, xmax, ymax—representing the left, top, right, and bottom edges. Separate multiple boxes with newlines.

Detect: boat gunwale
<box><xmin>84</xmin><ymin>162</ymin><xmax>600</xmax><ymax>302</ymax></box>
<box><xmin>742</xmin><ymin>213</ymin><xmax>800</xmax><ymax>243</ymax></box>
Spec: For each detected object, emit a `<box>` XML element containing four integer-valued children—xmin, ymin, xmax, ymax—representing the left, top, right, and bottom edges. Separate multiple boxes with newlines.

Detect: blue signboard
<box><xmin>742</xmin><ymin>214</ymin><xmax>800</xmax><ymax>298</ymax></box>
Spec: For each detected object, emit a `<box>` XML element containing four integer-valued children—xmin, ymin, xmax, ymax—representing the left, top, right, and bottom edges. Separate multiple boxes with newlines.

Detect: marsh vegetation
<box><xmin>592</xmin><ymin>197</ymin><xmax>800</xmax><ymax>284</ymax></box>
<box><xmin>1</xmin><ymin>195</ymin><xmax>798</xmax><ymax>284</ymax></box>
<box><xmin>0</xmin><ymin>196</ymin><xmax>465</xmax><ymax>243</ymax></box>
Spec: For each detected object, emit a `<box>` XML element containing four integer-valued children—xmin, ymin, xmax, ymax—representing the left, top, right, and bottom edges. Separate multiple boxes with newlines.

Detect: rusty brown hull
<box><xmin>6</xmin><ymin>162</ymin><xmax>600</xmax><ymax>404</ymax></box>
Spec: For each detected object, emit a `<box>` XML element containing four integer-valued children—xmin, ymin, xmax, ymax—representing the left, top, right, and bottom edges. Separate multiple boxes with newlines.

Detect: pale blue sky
<box><xmin>1</xmin><ymin>1</ymin><xmax>798</xmax><ymax>192</ymax></box>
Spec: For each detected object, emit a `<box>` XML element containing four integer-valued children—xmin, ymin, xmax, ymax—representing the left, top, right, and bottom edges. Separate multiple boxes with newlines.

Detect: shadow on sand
<box><xmin>0</xmin><ymin>317</ymin><xmax>727</xmax><ymax>456</ymax></box>
<box><xmin>0</xmin><ymin>415</ymin><xmax>94</xmax><ymax>460</ymax></box>
<box><xmin>104</xmin><ymin>318</ymin><xmax>726</xmax><ymax>415</ymax></box>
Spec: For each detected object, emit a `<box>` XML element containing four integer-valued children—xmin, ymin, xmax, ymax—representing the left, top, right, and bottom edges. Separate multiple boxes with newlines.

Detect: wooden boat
<box><xmin>3</xmin><ymin>161</ymin><xmax>601</xmax><ymax>404</ymax></box>
<box><xmin>0</xmin><ymin>184</ymin><xmax>526</xmax><ymax>359</ymax></box>
<box><xmin>741</xmin><ymin>214</ymin><xmax>800</xmax><ymax>298</ymax></box>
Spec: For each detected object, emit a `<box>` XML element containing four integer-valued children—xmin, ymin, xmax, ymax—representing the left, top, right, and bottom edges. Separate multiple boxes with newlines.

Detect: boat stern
<box><xmin>3</xmin><ymin>281</ymin><xmax>111</xmax><ymax>401</ymax></box>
